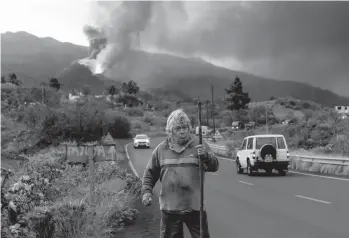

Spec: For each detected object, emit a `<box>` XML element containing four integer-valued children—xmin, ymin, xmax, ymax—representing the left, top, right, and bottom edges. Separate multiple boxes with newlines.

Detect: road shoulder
<box><xmin>116</xmin><ymin>142</ymin><xmax>161</xmax><ymax>238</ymax></box>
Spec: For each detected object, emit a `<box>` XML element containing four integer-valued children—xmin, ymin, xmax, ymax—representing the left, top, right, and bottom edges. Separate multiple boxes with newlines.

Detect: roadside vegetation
<box><xmin>219</xmin><ymin>97</ymin><xmax>348</xmax><ymax>157</ymax></box>
<box><xmin>1</xmin><ymin>75</ymin><xmax>166</xmax><ymax>237</ymax></box>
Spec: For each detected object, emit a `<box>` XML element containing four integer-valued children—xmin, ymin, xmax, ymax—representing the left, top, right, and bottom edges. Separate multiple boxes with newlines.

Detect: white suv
<box><xmin>133</xmin><ymin>134</ymin><xmax>150</xmax><ymax>149</ymax></box>
<box><xmin>236</xmin><ymin>134</ymin><xmax>290</xmax><ymax>176</ymax></box>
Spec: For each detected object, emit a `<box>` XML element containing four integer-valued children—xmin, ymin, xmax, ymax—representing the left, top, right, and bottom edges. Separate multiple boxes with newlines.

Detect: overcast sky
<box><xmin>1</xmin><ymin>0</ymin><xmax>349</xmax><ymax>96</ymax></box>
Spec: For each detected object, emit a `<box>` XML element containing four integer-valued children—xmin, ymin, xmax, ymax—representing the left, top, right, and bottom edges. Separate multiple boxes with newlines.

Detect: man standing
<box><xmin>142</xmin><ymin>109</ymin><xmax>219</xmax><ymax>238</ymax></box>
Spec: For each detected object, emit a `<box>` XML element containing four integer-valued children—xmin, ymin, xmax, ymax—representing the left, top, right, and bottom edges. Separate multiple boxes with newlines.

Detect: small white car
<box><xmin>133</xmin><ymin>134</ymin><xmax>150</xmax><ymax>149</ymax></box>
<box><xmin>195</xmin><ymin>126</ymin><xmax>210</xmax><ymax>136</ymax></box>
<box><xmin>236</xmin><ymin>134</ymin><xmax>290</xmax><ymax>176</ymax></box>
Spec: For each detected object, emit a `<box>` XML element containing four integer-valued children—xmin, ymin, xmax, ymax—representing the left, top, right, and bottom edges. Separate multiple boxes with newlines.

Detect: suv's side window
<box><xmin>247</xmin><ymin>138</ymin><xmax>253</xmax><ymax>149</ymax></box>
<box><xmin>277</xmin><ymin>137</ymin><xmax>286</xmax><ymax>149</ymax></box>
<box><xmin>241</xmin><ymin>139</ymin><xmax>247</xmax><ymax>150</ymax></box>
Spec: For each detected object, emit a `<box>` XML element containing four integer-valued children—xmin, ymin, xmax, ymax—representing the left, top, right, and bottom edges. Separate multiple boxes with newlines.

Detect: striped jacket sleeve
<box><xmin>141</xmin><ymin>146</ymin><xmax>161</xmax><ymax>196</ymax></box>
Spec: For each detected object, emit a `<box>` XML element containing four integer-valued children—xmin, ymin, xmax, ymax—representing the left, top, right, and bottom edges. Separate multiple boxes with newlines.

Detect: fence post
<box><xmin>65</xmin><ymin>144</ymin><xmax>68</xmax><ymax>161</ymax></box>
<box><xmin>89</xmin><ymin>145</ymin><xmax>95</xmax><ymax>207</ymax></box>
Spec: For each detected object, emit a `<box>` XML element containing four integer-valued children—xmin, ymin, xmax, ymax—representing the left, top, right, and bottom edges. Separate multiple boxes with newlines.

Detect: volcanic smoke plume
<box><xmin>79</xmin><ymin>1</ymin><xmax>153</xmax><ymax>75</ymax></box>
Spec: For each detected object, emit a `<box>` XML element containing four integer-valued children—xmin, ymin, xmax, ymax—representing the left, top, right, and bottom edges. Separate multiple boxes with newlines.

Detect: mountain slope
<box><xmin>1</xmin><ymin>31</ymin><xmax>349</xmax><ymax>106</ymax></box>
<box><xmin>56</xmin><ymin>62</ymin><xmax>121</xmax><ymax>94</ymax></box>
<box><xmin>1</xmin><ymin>31</ymin><xmax>88</xmax><ymax>86</ymax></box>
<box><xmin>106</xmin><ymin>50</ymin><xmax>349</xmax><ymax>106</ymax></box>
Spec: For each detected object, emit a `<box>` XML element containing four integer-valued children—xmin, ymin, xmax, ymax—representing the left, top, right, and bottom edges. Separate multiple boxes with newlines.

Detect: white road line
<box><xmin>210</xmin><ymin>172</ymin><xmax>219</xmax><ymax>175</ymax></box>
<box><xmin>289</xmin><ymin>171</ymin><xmax>349</xmax><ymax>181</ymax></box>
<box><xmin>238</xmin><ymin>181</ymin><xmax>254</xmax><ymax>186</ymax></box>
<box><xmin>125</xmin><ymin>143</ymin><xmax>140</xmax><ymax>179</ymax></box>
<box><xmin>294</xmin><ymin>195</ymin><xmax>331</xmax><ymax>204</ymax></box>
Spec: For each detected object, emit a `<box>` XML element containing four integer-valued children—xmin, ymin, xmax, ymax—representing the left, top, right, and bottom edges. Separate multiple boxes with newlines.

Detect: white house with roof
<box><xmin>68</xmin><ymin>92</ymin><xmax>82</xmax><ymax>101</ymax></box>
<box><xmin>334</xmin><ymin>106</ymin><xmax>349</xmax><ymax>114</ymax></box>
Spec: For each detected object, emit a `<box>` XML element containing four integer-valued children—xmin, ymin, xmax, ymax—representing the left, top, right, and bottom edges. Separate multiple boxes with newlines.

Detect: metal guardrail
<box><xmin>291</xmin><ymin>154</ymin><xmax>349</xmax><ymax>166</ymax></box>
<box><xmin>207</xmin><ymin>142</ymin><xmax>349</xmax><ymax>166</ymax></box>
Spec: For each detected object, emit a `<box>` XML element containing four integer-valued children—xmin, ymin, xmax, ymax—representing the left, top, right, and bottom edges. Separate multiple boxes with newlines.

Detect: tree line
<box><xmin>106</xmin><ymin>80</ymin><xmax>140</xmax><ymax>96</ymax></box>
<box><xmin>1</xmin><ymin>73</ymin><xmax>61</xmax><ymax>91</ymax></box>
<box><xmin>3</xmin><ymin>71</ymin><xmax>249</xmax><ymax>112</ymax></box>
<box><xmin>2</xmin><ymin>72</ymin><xmax>140</xmax><ymax>98</ymax></box>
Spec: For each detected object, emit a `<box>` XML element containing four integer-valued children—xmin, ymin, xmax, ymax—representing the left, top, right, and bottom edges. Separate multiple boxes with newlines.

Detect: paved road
<box><xmin>127</xmin><ymin>137</ymin><xmax>349</xmax><ymax>238</ymax></box>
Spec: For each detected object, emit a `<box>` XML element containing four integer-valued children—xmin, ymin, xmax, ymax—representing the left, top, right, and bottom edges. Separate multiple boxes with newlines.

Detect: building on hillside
<box><xmin>68</xmin><ymin>93</ymin><xmax>80</xmax><ymax>101</ymax></box>
<box><xmin>334</xmin><ymin>106</ymin><xmax>349</xmax><ymax>114</ymax></box>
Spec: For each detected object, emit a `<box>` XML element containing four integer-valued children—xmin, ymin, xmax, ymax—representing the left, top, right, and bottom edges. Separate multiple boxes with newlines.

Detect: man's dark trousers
<box><xmin>160</xmin><ymin>210</ymin><xmax>210</xmax><ymax>238</ymax></box>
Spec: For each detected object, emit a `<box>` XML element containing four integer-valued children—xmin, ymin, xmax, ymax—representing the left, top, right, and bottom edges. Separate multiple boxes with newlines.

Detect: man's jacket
<box><xmin>141</xmin><ymin>137</ymin><xmax>219</xmax><ymax>212</ymax></box>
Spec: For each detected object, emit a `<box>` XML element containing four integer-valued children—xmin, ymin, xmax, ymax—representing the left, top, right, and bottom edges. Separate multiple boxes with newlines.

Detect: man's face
<box><xmin>172</xmin><ymin>123</ymin><xmax>190</xmax><ymax>145</ymax></box>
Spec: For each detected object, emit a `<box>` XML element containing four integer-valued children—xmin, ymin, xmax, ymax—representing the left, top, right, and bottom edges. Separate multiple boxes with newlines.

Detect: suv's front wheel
<box><xmin>236</xmin><ymin>159</ymin><xmax>243</xmax><ymax>174</ymax></box>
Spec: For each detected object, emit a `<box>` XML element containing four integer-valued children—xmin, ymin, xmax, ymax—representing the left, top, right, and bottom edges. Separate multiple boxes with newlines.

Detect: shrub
<box><xmin>1</xmin><ymin>144</ymin><xmax>142</xmax><ymax>238</ymax></box>
<box><xmin>40</xmin><ymin>110</ymin><xmax>68</xmax><ymax>146</ymax></box>
<box><xmin>132</xmin><ymin>121</ymin><xmax>142</xmax><ymax>130</ymax></box>
<box><xmin>39</xmin><ymin>99</ymin><xmax>110</xmax><ymax>145</ymax></box>
<box><xmin>20</xmin><ymin>104</ymin><xmax>51</xmax><ymax>129</ymax></box>
<box><xmin>50</xmin><ymin>200</ymin><xmax>90</xmax><ymax>238</ymax></box>
<box><xmin>27</xmin><ymin>206</ymin><xmax>55</xmax><ymax>238</ymax></box>
<box><xmin>225</xmin><ymin>140</ymin><xmax>242</xmax><ymax>157</ymax></box>
<box><xmin>143</xmin><ymin>115</ymin><xmax>153</xmax><ymax>125</ymax></box>
<box><xmin>117</xmin><ymin>94</ymin><xmax>143</xmax><ymax>108</ymax></box>
<box><xmin>41</xmin><ymin>88</ymin><xmax>63</xmax><ymax>108</ymax></box>
<box><xmin>108</xmin><ymin>116</ymin><xmax>131</xmax><ymax>138</ymax></box>
<box><xmin>1</xmin><ymin>90</ymin><xmax>20</xmax><ymax>114</ymax></box>
<box><xmin>221</xmin><ymin>110</ymin><xmax>233</xmax><ymax>127</ymax></box>
<box><xmin>125</xmin><ymin>107</ymin><xmax>144</xmax><ymax>117</ymax></box>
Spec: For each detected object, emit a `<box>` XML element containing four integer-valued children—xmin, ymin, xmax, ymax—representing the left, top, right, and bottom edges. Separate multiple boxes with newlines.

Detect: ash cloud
<box><xmin>81</xmin><ymin>1</ymin><xmax>156</xmax><ymax>74</ymax></box>
<box><xmin>82</xmin><ymin>25</ymin><xmax>107</xmax><ymax>59</ymax></box>
<box><xmin>145</xmin><ymin>1</ymin><xmax>349</xmax><ymax>96</ymax></box>
<box><xmin>82</xmin><ymin>1</ymin><xmax>349</xmax><ymax>96</ymax></box>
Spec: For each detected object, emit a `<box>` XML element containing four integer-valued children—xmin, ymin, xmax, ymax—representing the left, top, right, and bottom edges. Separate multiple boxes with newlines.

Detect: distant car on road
<box><xmin>232</xmin><ymin>121</ymin><xmax>244</xmax><ymax>130</ymax></box>
<box><xmin>235</xmin><ymin>134</ymin><xmax>290</xmax><ymax>176</ymax></box>
<box><xmin>133</xmin><ymin>134</ymin><xmax>150</xmax><ymax>149</ymax></box>
<box><xmin>195</xmin><ymin>126</ymin><xmax>210</xmax><ymax>136</ymax></box>
<box><xmin>282</xmin><ymin>119</ymin><xmax>296</xmax><ymax>125</ymax></box>
<box><xmin>245</xmin><ymin>122</ymin><xmax>256</xmax><ymax>130</ymax></box>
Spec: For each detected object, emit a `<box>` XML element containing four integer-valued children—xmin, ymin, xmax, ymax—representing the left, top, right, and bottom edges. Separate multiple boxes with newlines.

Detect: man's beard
<box><xmin>172</xmin><ymin>133</ymin><xmax>191</xmax><ymax>146</ymax></box>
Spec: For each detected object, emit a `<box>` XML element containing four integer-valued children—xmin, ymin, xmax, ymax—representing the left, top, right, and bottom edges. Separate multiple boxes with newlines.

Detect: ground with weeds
<box><xmin>1</xmin><ymin>138</ymin><xmax>154</xmax><ymax>238</ymax></box>
<box><xmin>114</xmin><ymin>195</ymin><xmax>161</xmax><ymax>238</ymax></box>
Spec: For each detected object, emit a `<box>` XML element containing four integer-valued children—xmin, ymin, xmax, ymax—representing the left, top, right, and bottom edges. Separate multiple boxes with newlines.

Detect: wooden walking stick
<box><xmin>197</xmin><ymin>100</ymin><xmax>204</xmax><ymax>238</ymax></box>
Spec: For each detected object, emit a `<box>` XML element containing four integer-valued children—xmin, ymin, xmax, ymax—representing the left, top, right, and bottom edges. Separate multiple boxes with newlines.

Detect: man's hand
<box><xmin>196</xmin><ymin>144</ymin><xmax>208</xmax><ymax>160</ymax></box>
<box><xmin>142</xmin><ymin>193</ymin><xmax>152</xmax><ymax>206</ymax></box>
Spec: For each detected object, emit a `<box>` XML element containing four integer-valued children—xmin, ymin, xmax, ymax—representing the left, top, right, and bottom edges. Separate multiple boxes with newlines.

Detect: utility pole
<box><xmin>211</xmin><ymin>85</ymin><xmax>216</xmax><ymax>134</ymax></box>
<box><xmin>205</xmin><ymin>100</ymin><xmax>209</xmax><ymax>126</ymax></box>
<box><xmin>41</xmin><ymin>82</ymin><xmax>45</xmax><ymax>104</ymax></box>
<box><xmin>266</xmin><ymin>102</ymin><xmax>276</xmax><ymax>134</ymax></box>
<box><xmin>265</xmin><ymin>104</ymin><xmax>268</xmax><ymax>134</ymax></box>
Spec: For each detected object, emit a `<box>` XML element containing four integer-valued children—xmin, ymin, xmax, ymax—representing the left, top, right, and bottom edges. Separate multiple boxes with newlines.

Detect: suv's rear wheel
<box><xmin>278</xmin><ymin>169</ymin><xmax>286</xmax><ymax>176</ymax></box>
<box><xmin>265</xmin><ymin>168</ymin><xmax>273</xmax><ymax>175</ymax></box>
<box><xmin>236</xmin><ymin>159</ymin><xmax>243</xmax><ymax>174</ymax></box>
<box><xmin>247</xmin><ymin>160</ymin><xmax>254</xmax><ymax>176</ymax></box>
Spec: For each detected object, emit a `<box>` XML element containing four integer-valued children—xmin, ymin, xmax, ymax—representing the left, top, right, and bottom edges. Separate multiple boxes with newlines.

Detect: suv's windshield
<box><xmin>232</xmin><ymin>122</ymin><xmax>240</xmax><ymax>126</ymax></box>
<box><xmin>256</xmin><ymin>137</ymin><xmax>277</xmax><ymax>149</ymax></box>
<box><xmin>136</xmin><ymin>135</ymin><xmax>148</xmax><ymax>139</ymax></box>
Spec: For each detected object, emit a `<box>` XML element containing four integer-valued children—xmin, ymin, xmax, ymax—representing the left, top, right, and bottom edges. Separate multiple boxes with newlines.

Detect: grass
<box><xmin>1</xmin><ymin>138</ymin><xmax>143</xmax><ymax>238</ymax></box>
